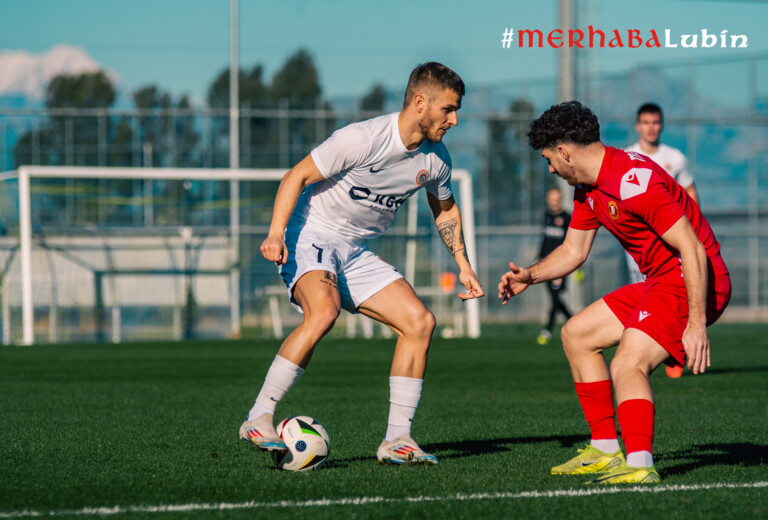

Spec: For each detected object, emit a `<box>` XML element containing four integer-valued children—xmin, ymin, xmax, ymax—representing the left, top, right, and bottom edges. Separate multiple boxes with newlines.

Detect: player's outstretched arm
<box><xmin>260</xmin><ymin>155</ymin><xmax>325</xmax><ymax>264</ymax></box>
<box><xmin>427</xmin><ymin>193</ymin><xmax>484</xmax><ymax>300</ymax></box>
<box><xmin>661</xmin><ymin>216</ymin><xmax>710</xmax><ymax>374</ymax></box>
<box><xmin>498</xmin><ymin>261</ymin><xmax>533</xmax><ymax>304</ymax></box>
<box><xmin>498</xmin><ymin>227</ymin><xmax>596</xmax><ymax>305</ymax></box>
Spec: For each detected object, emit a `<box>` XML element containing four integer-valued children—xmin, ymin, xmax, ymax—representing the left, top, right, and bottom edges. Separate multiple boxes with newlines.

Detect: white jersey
<box><xmin>288</xmin><ymin>113</ymin><xmax>453</xmax><ymax>241</ymax></box>
<box><xmin>625</xmin><ymin>142</ymin><xmax>693</xmax><ymax>188</ymax></box>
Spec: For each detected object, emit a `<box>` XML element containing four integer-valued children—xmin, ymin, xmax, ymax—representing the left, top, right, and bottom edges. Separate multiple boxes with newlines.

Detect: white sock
<box><xmin>247</xmin><ymin>355</ymin><xmax>304</xmax><ymax>420</ymax></box>
<box><xmin>385</xmin><ymin>376</ymin><xmax>423</xmax><ymax>442</ymax></box>
<box><xmin>626</xmin><ymin>450</ymin><xmax>654</xmax><ymax>468</ymax></box>
<box><xmin>591</xmin><ymin>438</ymin><xmax>621</xmax><ymax>454</ymax></box>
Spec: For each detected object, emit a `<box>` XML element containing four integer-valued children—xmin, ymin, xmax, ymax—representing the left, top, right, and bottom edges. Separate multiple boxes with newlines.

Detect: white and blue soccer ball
<box><xmin>272</xmin><ymin>415</ymin><xmax>330</xmax><ymax>471</ymax></box>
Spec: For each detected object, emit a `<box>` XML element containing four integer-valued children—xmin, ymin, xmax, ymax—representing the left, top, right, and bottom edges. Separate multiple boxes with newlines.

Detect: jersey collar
<box><xmin>593</xmin><ymin>145</ymin><xmax>615</xmax><ymax>188</ymax></box>
<box><xmin>393</xmin><ymin>112</ymin><xmax>423</xmax><ymax>156</ymax></box>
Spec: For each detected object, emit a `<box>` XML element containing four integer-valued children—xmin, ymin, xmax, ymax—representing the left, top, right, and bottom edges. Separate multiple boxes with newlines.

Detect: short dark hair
<box><xmin>527</xmin><ymin>100</ymin><xmax>601</xmax><ymax>150</ymax></box>
<box><xmin>403</xmin><ymin>62</ymin><xmax>465</xmax><ymax>107</ymax></box>
<box><xmin>636</xmin><ymin>102</ymin><xmax>663</xmax><ymax>123</ymax></box>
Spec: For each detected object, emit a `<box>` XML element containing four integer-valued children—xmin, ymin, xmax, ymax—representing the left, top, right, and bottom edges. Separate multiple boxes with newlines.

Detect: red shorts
<box><xmin>603</xmin><ymin>273</ymin><xmax>731</xmax><ymax>367</ymax></box>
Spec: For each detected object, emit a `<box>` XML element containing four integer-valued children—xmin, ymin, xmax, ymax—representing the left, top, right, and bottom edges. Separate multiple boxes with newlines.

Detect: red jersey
<box><xmin>570</xmin><ymin>146</ymin><xmax>728</xmax><ymax>283</ymax></box>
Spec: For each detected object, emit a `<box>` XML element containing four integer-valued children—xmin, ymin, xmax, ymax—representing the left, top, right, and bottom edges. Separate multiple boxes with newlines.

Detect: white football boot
<box><xmin>377</xmin><ymin>434</ymin><xmax>438</xmax><ymax>465</ymax></box>
<box><xmin>239</xmin><ymin>414</ymin><xmax>286</xmax><ymax>451</ymax></box>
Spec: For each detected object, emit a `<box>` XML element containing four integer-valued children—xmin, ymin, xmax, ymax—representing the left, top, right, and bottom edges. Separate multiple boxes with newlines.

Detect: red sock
<box><xmin>574</xmin><ymin>380</ymin><xmax>617</xmax><ymax>440</ymax></box>
<box><xmin>617</xmin><ymin>399</ymin><xmax>655</xmax><ymax>454</ymax></box>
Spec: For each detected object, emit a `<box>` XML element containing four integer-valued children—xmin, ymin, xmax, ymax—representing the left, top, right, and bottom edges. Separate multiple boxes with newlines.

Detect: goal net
<box><xmin>0</xmin><ymin>166</ymin><xmax>479</xmax><ymax>345</ymax></box>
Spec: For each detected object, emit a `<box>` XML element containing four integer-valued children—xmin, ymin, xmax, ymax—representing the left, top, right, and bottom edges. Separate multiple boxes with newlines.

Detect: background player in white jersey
<box><xmin>626</xmin><ymin>103</ymin><xmax>699</xmax><ymax>378</ymax></box>
<box><xmin>627</xmin><ymin>103</ymin><xmax>698</xmax><ymax>205</ymax></box>
<box><xmin>241</xmin><ymin>62</ymin><xmax>484</xmax><ymax>465</ymax></box>
<box><xmin>625</xmin><ymin>103</ymin><xmax>700</xmax><ymax>282</ymax></box>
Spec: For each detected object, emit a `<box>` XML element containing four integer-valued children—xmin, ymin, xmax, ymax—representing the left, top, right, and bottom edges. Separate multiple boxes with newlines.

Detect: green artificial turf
<box><xmin>0</xmin><ymin>323</ymin><xmax>766</xmax><ymax>519</ymax></box>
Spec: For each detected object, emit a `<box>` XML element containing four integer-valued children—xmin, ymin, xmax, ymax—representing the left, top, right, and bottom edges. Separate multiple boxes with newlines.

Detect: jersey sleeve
<box><xmin>672</xmin><ymin>154</ymin><xmax>694</xmax><ymax>188</ymax></box>
<box><xmin>569</xmin><ymin>187</ymin><xmax>600</xmax><ymax>230</ymax></box>
<box><xmin>424</xmin><ymin>147</ymin><xmax>453</xmax><ymax>200</ymax></box>
<box><xmin>310</xmin><ymin>123</ymin><xmax>372</xmax><ymax>179</ymax></box>
<box><xmin>624</xmin><ymin>177</ymin><xmax>686</xmax><ymax>237</ymax></box>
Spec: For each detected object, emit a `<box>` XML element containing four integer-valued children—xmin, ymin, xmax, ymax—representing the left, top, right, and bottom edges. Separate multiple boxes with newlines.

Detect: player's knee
<box><xmin>608</xmin><ymin>355</ymin><xmax>638</xmax><ymax>383</ymax></box>
<box><xmin>560</xmin><ymin>317</ymin><xmax>594</xmax><ymax>358</ymax></box>
<box><xmin>404</xmin><ymin>307</ymin><xmax>436</xmax><ymax>338</ymax></box>
<box><xmin>560</xmin><ymin>318</ymin><xmax>578</xmax><ymax>350</ymax></box>
<box><xmin>305</xmin><ymin>306</ymin><xmax>341</xmax><ymax>336</ymax></box>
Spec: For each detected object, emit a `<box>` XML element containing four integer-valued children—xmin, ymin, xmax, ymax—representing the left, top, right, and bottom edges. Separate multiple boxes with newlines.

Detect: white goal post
<box><xmin>14</xmin><ymin>166</ymin><xmax>285</xmax><ymax>346</ymax></box>
<box><xmin>5</xmin><ymin>166</ymin><xmax>479</xmax><ymax>345</ymax></box>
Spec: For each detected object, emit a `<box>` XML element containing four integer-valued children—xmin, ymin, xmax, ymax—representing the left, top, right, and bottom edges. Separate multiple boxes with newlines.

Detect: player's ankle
<box><xmin>626</xmin><ymin>450</ymin><xmax>654</xmax><ymax>468</ymax></box>
<box><xmin>591</xmin><ymin>438</ymin><xmax>620</xmax><ymax>453</ymax></box>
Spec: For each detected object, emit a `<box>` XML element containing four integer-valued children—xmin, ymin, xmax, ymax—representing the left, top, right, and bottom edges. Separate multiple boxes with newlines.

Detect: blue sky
<box><xmin>1</xmin><ymin>0</ymin><xmax>766</xmax><ymax>104</ymax></box>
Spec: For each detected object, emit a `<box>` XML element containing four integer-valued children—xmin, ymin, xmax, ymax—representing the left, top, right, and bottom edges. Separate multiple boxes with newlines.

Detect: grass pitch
<box><xmin>0</xmin><ymin>323</ymin><xmax>766</xmax><ymax>519</ymax></box>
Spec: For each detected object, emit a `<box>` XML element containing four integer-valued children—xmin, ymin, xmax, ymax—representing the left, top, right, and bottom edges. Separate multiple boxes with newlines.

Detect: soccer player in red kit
<box><xmin>498</xmin><ymin>101</ymin><xmax>731</xmax><ymax>484</ymax></box>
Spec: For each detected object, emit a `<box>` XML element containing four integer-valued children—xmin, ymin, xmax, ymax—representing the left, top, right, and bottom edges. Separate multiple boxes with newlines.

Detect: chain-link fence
<box><xmin>1</xmin><ymin>54</ymin><xmax>766</xmax><ymax>338</ymax></box>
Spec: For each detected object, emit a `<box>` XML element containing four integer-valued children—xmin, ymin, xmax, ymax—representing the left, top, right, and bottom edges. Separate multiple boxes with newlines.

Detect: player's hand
<box><xmin>498</xmin><ymin>261</ymin><xmax>533</xmax><ymax>305</ymax></box>
<box><xmin>682</xmin><ymin>321</ymin><xmax>710</xmax><ymax>375</ymax></box>
<box><xmin>458</xmin><ymin>269</ymin><xmax>485</xmax><ymax>300</ymax></box>
<box><xmin>260</xmin><ymin>235</ymin><xmax>288</xmax><ymax>265</ymax></box>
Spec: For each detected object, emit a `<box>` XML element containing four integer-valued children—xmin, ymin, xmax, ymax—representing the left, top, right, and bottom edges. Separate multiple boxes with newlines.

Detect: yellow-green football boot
<box><xmin>590</xmin><ymin>465</ymin><xmax>661</xmax><ymax>485</ymax></box>
<box><xmin>551</xmin><ymin>444</ymin><xmax>626</xmax><ymax>475</ymax></box>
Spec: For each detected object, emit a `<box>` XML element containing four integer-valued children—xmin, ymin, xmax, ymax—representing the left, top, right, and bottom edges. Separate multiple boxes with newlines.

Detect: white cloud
<box><xmin>0</xmin><ymin>44</ymin><xmax>118</xmax><ymax>99</ymax></box>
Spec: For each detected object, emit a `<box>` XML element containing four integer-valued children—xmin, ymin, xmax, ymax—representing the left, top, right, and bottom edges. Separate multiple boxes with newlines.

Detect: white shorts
<box><xmin>278</xmin><ymin>224</ymin><xmax>403</xmax><ymax>313</ymax></box>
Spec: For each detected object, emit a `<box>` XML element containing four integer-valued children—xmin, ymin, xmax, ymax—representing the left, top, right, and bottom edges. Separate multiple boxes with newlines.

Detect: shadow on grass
<box><xmin>659</xmin><ymin>442</ymin><xmax>768</xmax><ymax>476</ymax></box>
<box><xmin>700</xmin><ymin>365</ymin><xmax>768</xmax><ymax>376</ymax></box>
<box><xmin>425</xmin><ymin>434</ymin><xmax>587</xmax><ymax>460</ymax></box>
<box><xmin>327</xmin><ymin>434</ymin><xmax>586</xmax><ymax>467</ymax></box>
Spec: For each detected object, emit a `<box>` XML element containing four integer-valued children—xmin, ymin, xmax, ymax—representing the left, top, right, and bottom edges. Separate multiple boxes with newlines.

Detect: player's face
<box><xmin>419</xmin><ymin>88</ymin><xmax>461</xmax><ymax>143</ymax></box>
<box><xmin>541</xmin><ymin>147</ymin><xmax>578</xmax><ymax>186</ymax></box>
<box><xmin>546</xmin><ymin>190</ymin><xmax>562</xmax><ymax>212</ymax></box>
<box><xmin>636</xmin><ymin>112</ymin><xmax>662</xmax><ymax>145</ymax></box>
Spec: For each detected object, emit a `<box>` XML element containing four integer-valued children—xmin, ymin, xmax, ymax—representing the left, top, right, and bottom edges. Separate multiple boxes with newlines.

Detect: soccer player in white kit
<box><xmin>240</xmin><ymin>62</ymin><xmax>484</xmax><ymax>465</ymax></box>
<box><xmin>625</xmin><ymin>103</ymin><xmax>700</xmax><ymax>283</ymax></box>
<box><xmin>626</xmin><ymin>103</ymin><xmax>700</xmax><ymax>378</ymax></box>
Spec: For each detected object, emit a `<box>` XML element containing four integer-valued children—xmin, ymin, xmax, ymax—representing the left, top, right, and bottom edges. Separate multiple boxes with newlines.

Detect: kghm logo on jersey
<box><xmin>415</xmin><ymin>169</ymin><xmax>430</xmax><ymax>186</ymax></box>
<box><xmin>608</xmin><ymin>200</ymin><xmax>620</xmax><ymax>220</ymax></box>
<box><xmin>348</xmin><ymin>186</ymin><xmax>406</xmax><ymax>210</ymax></box>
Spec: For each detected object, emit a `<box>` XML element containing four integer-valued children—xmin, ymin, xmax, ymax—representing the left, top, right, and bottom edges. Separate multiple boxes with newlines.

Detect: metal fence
<box><xmin>1</xmin><ymin>54</ymin><xmax>766</xmax><ymax>334</ymax></box>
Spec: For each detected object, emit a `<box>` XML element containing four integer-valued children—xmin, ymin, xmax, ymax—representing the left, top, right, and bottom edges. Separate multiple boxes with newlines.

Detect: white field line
<box><xmin>1</xmin><ymin>481</ymin><xmax>766</xmax><ymax>518</ymax></box>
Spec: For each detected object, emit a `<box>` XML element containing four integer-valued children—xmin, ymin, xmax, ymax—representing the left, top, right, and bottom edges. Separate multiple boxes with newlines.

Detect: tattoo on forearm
<box><xmin>437</xmin><ymin>218</ymin><xmax>466</xmax><ymax>257</ymax></box>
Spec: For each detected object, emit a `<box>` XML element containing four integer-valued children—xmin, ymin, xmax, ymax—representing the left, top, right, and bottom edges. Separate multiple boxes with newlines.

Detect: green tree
<box><xmin>48</xmin><ymin>71</ymin><xmax>116</xmax><ymax>167</ymax></box>
<box><xmin>132</xmin><ymin>85</ymin><xmax>171</xmax><ymax>167</ymax></box>
<box><xmin>45</xmin><ymin>72</ymin><xmax>116</xmax><ymax>108</ymax></box>
<box><xmin>359</xmin><ymin>83</ymin><xmax>387</xmax><ymax>114</ymax></box>
<box><xmin>12</xmin><ymin>71</ymin><xmax>119</xmax><ymax>226</ymax></box>
<box><xmin>207</xmin><ymin>65</ymin><xmax>271</xmax><ymax>167</ymax></box>
<box><xmin>132</xmin><ymin>85</ymin><xmax>200</xmax><ymax>168</ymax></box>
<box><xmin>131</xmin><ymin>85</ymin><xmax>204</xmax><ymax>225</ymax></box>
<box><xmin>485</xmin><ymin>98</ymin><xmax>541</xmax><ymax>225</ymax></box>
<box><xmin>270</xmin><ymin>50</ymin><xmax>321</xmax><ymax>108</ymax></box>
<box><xmin>270</xmin><ymin>49</ymin><xmax>332</xmax><ymax>166</ymax></box>
<box><xmin>13</xmin><ymin>71</ymin><xmax>117</xmax><ymax>168</ymax></box>
<box><xmin>206</xmin><ymin>49</ymin><xmax>333</xmax><ymax>169</ymax></box>
<box><xmin>207</xmin><ymin>65</ymin><xmax>269</xmax><ymax>109</ymax></box>
<box><xmin>271</xmin><ymin>49</ymin><xmax>334</xmax><ymax>167</ymax></box>
<box><xmin>173</xmin><ymin>95</ymin><xmax>200</xmax><ymax>168</ymax></box>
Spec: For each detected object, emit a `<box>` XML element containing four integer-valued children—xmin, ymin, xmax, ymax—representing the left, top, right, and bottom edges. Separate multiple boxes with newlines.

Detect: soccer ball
<box><xmin>272</xmin><ymin>415</ymin><xmax>330</xmax><ymax>471</ymax></box>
